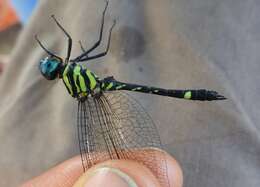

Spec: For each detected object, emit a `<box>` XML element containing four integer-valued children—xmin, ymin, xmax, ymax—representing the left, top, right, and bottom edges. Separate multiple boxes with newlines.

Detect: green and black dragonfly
<box><xmin>35</xmin><ymin>1</ymin><xmax>225</xmax><ymax>186</ymax></box>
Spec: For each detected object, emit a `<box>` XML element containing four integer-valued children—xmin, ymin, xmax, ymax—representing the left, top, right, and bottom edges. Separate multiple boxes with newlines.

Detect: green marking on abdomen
<box><xmin>105</xmin><ymin>82</ymin><xmax>114</xmax><ymax>90</ymax></box>
<box><xmin>116</xmin><ymin>84</ymin><xmax>126</xmax><ymax>90</ymax></box>
<box><xmin>132</xmin><ymin>87</ymin><xmax>142</xmax><ymax>91</ymax></box>
<box><xmin>184</xmin><ymin>91</ymin><xmax>192</xmax><ymax>99</ymax></box>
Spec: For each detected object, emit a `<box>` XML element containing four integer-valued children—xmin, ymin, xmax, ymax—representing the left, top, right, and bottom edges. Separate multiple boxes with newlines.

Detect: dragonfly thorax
<box><xmin>61</xmin><ymin>63</ymin><xmax>102</xmax><ymax>99</ymax></box>
<box><xmin>39</xmin><ymin>57</ymin><xmax>62</xmax><ymax>80</ymax></box>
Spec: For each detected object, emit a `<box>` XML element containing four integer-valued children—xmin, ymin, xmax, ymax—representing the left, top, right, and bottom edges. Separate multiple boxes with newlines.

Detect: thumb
<box><xmin>21</xmin><ymin>150</ymin><xmax>182</xmax><ymax>187</ymax></box>
<box><xmin>73</xmin><ymin>160</ymin><xmax>161</xmax><ymax>187</ymax></box>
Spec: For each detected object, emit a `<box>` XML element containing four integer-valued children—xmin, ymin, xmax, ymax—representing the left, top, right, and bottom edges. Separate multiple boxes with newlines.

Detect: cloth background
<box><xmin>0</xmin><ymin>0</ymin><xmax>259</xmax><ymax>186</ymax></box>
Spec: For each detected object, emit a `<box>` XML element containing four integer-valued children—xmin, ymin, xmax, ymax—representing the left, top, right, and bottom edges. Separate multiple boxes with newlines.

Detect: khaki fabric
<box><xmin>0</xmin><ymin>0</ymin><xmax>259</xmax><ymax>186</ymax></box>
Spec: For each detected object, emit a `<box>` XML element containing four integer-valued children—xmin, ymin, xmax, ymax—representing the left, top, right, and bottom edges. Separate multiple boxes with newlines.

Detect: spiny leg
<box><xmin>51</xmin><ymin>15</ymin><xmax>72</xmax><ymax>63</ymax></box>
<box><xmin>79</xmin><ymin>40</ymin><xmax>86</xmax><ymax>53</ymax></box>
<box><xmin>71</xmin><ymin>0</ymin><xmax>109</xmax><ymax>62</ymax></box>
<box><xmin>34</xmin><ymin>35</ymin><xmax>63</xmax><ymax>62</ymax></box>
<box><xmin>77</xmin><ymin>20</ymin><xmax>116</xmax><ymax>62</ymax></box>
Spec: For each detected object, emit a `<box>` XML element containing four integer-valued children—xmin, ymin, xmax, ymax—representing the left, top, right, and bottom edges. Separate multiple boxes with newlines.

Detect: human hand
<box><xmin>21</xmin><ymin>149</ymin><xmax>183</xmax><ymax>187</ymax></box>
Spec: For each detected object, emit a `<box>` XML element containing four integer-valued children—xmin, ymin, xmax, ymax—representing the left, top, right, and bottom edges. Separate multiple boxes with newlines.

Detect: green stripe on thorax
<box><xmin>62</xmin><ymin>65</ymin><xmax>73</xmax><ymax>95</ymax></box>
<box><xmin>73</xmin><ymin>65</ymin><xmax>81</xmax><ymax>93</ymax></box>
<box><xmin>73</xmin><ymin>64</ymin><xmax>87</xmax><ymax>92</ymax></box>
<box><xmin>86</xmin><ymin>69</ymin><xmax>97</xmax><ymax>90</ymax></box>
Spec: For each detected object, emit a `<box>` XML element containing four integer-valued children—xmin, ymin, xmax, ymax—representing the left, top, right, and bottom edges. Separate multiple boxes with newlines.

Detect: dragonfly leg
<box><xmin>79</xmin><ymin>40</ymin><xmax>87</xmax><ymax>53</ymax></box>
<box><xmin>34</xmin><ymin>35</ymin><xmax>63</xmax><ymax>62</ymax></box>
<box><xmin>71</xmin><ymin>1</ymin><xmax>110</xmax><ymax>63</ymax></box>
<box><xmin>51</xmin><ymin>15</ymin><xmax>72</xmax><ymax>63</ymax></box>
<box><xmin>76</xmin><ymin>20</ymin><xmax>116</xmax><ymax>62</ymax></box>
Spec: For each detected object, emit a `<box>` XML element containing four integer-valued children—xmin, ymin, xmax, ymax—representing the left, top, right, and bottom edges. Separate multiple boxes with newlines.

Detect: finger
<box><xmin>73</xmin><ymin>159</ymin><xmax>161</xmax><ymax>187</ymax></box>
<box><xmin>20</xmin><ymin>156</ymin><xmax>84</xmax><ymax>187</ymax></box>
<box><xmin>162</xmin><ymin>149</ymin><xmax>183</xmax><ymax>187</ymax></box>
<box><xmin>74</xmin><ymin>148</ymin><xmax>183</xmax><ymax>187</ymax></box>
<box><xmin>21</xmin><ymin>149</ymin><xmax>182</xmax><ymax>187</ymax></box>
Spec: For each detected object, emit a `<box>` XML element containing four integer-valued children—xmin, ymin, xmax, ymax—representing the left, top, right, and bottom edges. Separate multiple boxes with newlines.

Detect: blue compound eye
<box><xmin>39</xmin><ymin>57</ymin><xmax>61</xmax><ymax>80</ymax></box>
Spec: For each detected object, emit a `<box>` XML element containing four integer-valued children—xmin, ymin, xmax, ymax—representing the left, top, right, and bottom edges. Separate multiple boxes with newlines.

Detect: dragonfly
<box><xmin>35</xmin><ymin>1</ymin><xmax>226</xmax><ymax>186</ymax></box>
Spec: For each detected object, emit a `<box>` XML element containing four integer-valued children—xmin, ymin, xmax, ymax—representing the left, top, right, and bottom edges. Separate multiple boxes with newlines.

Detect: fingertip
<box><xmin>164</xmin><ymin>151</ymin><xmax>183</xmax><ymax>187</ymax></box>
<box><xmin>21</xmin><ymin>149</ymin><xmax>183</xmax><ymax>187</ymax></box>
<box><xmin>73</xmin><ymin>166</ymin><xmax>139</xmax><ymax>187</ymax></box>
<box><xmin>142</xmin><ymin>148</ymin><xmax>183</xmax><ymax>187</ymax></box>
<box><xmin>73</xmin><ymin>160</ymin><xmax>161</xmax><ymax>187</ymax></box>
<box><xmin>73</xmin><ymin>150</ymin><xmax>183</xmax><ymax>187</ymax></box>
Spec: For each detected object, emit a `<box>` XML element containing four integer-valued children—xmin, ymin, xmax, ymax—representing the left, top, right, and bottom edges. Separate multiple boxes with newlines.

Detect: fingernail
<box><xmin>83</xmin><ymin>167</ymin><xmax>138</xmax><ymax>187</ymax></box>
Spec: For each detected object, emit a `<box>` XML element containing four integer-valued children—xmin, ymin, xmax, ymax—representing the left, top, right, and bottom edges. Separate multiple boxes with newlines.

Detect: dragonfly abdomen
<box><xmin>101</xmin><ymin>77</ymin><xmax>226</xmax><ymax>101</ymax></box>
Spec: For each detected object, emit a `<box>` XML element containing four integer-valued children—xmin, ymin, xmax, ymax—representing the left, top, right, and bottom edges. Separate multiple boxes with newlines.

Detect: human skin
<box><xmin>21</xmin><ymin>149</ymin><xmax>183</xmax><ymax>187</ymax></box>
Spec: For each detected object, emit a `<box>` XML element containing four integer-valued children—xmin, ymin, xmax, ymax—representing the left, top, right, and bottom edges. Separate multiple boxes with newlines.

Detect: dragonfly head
<box><xmin>39</xmin><ymin>57</ymin><xmax>62</xmax><ymax>80</ymax></box>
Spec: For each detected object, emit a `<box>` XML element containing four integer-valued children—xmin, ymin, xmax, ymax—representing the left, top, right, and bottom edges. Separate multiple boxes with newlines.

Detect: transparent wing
<box><xmin>77</xmin><ymin>91</ymin><xmax>169</xmax><ymax>187</ymax></box>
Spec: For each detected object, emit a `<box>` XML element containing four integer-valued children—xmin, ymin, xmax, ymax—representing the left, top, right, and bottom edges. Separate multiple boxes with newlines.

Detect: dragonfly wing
<box><xmin>77</xmin><ymin>91</ymin><xmax>169</xmax><ymax>187</ymax></box>
<box><xmin>77</xmin><ymin>99</ymin><xmax>116</xmax><ymax>170</ymax></box>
